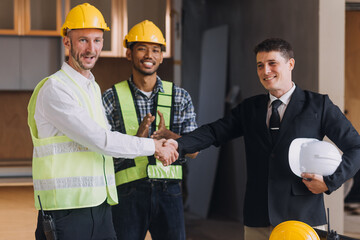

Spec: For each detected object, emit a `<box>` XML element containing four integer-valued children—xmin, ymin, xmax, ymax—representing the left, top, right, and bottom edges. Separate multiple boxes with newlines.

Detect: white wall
<box><xmin>319</xmin><ymin>0</ymin><xmax>345</xmax><ymax>233</ymax></box>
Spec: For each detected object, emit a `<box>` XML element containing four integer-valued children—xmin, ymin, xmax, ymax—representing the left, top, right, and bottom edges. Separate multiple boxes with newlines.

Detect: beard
<box><xmin>70</xmin><ymin>41</ymin><xmax>98</xmax><ymax>71</ymax></box>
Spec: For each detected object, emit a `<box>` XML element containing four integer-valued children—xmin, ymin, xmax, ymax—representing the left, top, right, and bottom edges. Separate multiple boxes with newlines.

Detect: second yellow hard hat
<box><xmin>124</xmin><ymin>20</ymin><xmax>166</xmax><ymax>51</ymax></box>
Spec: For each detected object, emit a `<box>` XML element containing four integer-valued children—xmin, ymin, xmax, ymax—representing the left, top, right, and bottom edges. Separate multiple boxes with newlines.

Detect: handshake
<box><xmin>153</xmin><ymin>139</ymin><xmax>179</xmax><ymax>166</ymax></box>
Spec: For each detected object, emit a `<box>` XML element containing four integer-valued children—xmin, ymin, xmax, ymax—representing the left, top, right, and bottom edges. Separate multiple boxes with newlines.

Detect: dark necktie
<box><xmin>269</xmin><ymin>99</ymin><xmax>282</xmax><ymax>142</ymax></box>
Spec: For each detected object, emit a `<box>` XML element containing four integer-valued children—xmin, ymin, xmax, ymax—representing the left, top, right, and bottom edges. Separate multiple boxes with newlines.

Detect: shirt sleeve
<box><xmin>321</xmin><ymin>95</ymin><xmax>360</xmax><ymax>193</ymax></box>
<box><xmin>174</xmin><ymin>87</ymin><xmax>198</xmax><ymax>135</ymax></box>
<box><xmin>102</xmin><ymin>87</ymin><xmax>118</xmax><ymax>131</ymax></box>
<box><xmin>35</xmin><ymin>78</ymin><xmax>155</xmax><ymax>159</ymax></box>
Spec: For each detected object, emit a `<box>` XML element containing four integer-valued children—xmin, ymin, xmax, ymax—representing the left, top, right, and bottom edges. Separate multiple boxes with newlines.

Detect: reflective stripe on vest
<box><xmin>113</xmin><ymin>80</ymin><xmax>182</xmax><ymax>186</ymax></box>
<box><xmin>33</xmin><ymin>175</ymin><xmax>115</xmax><ymax>191</ymax></box>
<box><xmin>33</xmin><ymin>141</ymin><xmax>90</xmax><ymax>158</ymax></box>
<box><xmin>28</xmin><ymin>70</ymin><xmax>118</xmax><ymax>211</ymax></box>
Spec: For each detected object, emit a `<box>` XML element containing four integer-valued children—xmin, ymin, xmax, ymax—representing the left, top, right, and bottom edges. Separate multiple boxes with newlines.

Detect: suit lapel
<box><xmin>255</xmin><ymin>95</ymin><xmax>272</xmax><ymax>145</ymax></box>
<box><xmin>274</xmin><ymin>86</ymin><xmax>305</xmax><ymax>147</ymax></box>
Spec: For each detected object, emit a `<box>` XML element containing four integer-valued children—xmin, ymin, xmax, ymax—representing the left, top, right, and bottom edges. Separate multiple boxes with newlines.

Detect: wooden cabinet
<box><xmin>0</xmin><ymin>0</ymin><xmax>61</xmax><ymax>36</ymax></box>
<box><xmin>0</xmin><ymin>0</ymin><xmax>22</xmax><ymax>35</ymax></box>
<box><xmin>24</xmin><ymin>0</ymin><xmax>62</xmax><ymax>36</ymax></box>
<box><xmin>0</xmin><ymin>0</ymin><xmax>171</xmax><ymax>55</ymax></box>
<box><xmin>65</xmin><ymin>0</ymin><xmax>171</xmax><ymax>57</ymax></box>
<box><xmin>0</xmin><ymin>36</ymin><xmax>62</xmax><ymax>90</ymax></box>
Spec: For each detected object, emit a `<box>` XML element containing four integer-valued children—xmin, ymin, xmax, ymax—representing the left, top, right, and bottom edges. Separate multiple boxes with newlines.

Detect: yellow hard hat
<box><xmin>124</xmin><ymin>20</ymin><xmax>166</xmax><ymax>51</ymax></box>
<box><xmin>61</xmin><ymin>3</ymin><xmax>110</xmax><ymax>37</ymax></box>
<box><xmin>269</xmin><ymin>221</ymin><xmax>320</xmax><ymax>240</ymax></box>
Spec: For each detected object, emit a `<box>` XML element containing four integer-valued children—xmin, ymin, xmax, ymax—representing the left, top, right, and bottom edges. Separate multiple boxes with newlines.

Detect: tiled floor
<box><xmin>185</xmin><ymin>214</ymin><xmax>243</xmax><ymax>240</ymax></box>
<box><xmin>344</xmin><ymin>203</ymin><xmax>360</xmax><ymax>239</ymax></box>
<box><xmin>184</xmin><ymin>207</ymin><xmax>360</xmax><ymax>240</ymax></box>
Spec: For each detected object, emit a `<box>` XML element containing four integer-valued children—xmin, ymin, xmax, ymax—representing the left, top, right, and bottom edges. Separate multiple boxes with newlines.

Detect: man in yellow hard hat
<box><xmin>102</xmin><ymin>20</ymin><xmax>198</xmax><ymax>239</ymax></box>
<box><xmin>28</xmin><ymin>5</ymin><xmax>178</xmax><ymax>240</ymax></box>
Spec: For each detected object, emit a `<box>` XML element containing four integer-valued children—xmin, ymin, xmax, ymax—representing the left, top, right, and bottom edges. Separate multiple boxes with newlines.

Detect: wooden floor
<box><xmin>0</xmin><ymin>185</ymin><xmax>151</xmax><ymax>240</ymax></box>
<box><xmin>1</xmin><ymin>185</ymin><xmax>359</xmax><ymax>240</ymax></box>
<box><xmin>0</xmin><ymin>185</ymin><xmax>37</xmax><ymax>240</ymax></box>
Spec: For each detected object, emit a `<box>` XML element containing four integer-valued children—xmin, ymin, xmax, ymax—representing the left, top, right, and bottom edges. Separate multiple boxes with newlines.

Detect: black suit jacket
<box><xmin>177</xmin><ymin>86</ymin><xmax>360</xmax><ymax>227</ymax></box>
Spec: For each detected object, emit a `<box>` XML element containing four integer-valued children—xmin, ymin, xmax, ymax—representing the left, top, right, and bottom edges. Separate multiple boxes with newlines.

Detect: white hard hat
<box><xmin>288</xmin><ymin>138</ymin><xmax>342</xmax><ymax>177</ymax></box>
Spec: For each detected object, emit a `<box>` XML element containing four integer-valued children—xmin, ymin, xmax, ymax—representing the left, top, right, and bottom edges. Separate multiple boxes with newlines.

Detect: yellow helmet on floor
<box><xmin>269</xmin><ymin>221</ymin><xmax>320</xmax><ymax>240</ymax></box>
<box><xmin>61</xmin><ymin>3</ymin><xmax>110</xmax><ymax>37</ymax></box>
<box><xmin>123</xmin><ymin>20</ymin><xmax>166</xmax><ymax>51</ymax></box>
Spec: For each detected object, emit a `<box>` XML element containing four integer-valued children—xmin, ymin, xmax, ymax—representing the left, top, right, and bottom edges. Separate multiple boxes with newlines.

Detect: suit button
<box><xmin>270</xmin><ymin>153</ymin><xmax>275</xmax><ymax>158</ymax></box>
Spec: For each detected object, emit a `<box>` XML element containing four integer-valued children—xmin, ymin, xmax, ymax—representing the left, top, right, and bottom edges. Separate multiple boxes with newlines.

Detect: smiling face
<box><xmin>63</xmin><ymin>28</ymin><xmax>104</xmax><ymax>78</ymax></box>
<box><xmin>256</xmin><ymin>51</ymin><xmax>295</xmax><ymax>98</ymax></box>
<box><xmin>127</xmin><ymin>42</ymin><xmax>163</xmax><ymax>76</ymax></box>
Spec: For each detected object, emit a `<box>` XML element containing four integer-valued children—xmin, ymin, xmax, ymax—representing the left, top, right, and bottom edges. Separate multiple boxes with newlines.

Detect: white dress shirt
<box><xmin>34</xmin><ymin>62</ymin><xmax>155</xmax><ymax>158</ymax></box>
<box><xmin>266</xmin><ymin>83</ymin><xmax>296</xmax><ymax>127</ymax></box>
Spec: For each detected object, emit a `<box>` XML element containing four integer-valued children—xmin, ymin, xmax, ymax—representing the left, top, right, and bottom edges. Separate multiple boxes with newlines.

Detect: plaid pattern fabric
<box><xmin>102</xmin><ymin>76</ymin><xmax>197</xmax><ymax>171</ymax></box>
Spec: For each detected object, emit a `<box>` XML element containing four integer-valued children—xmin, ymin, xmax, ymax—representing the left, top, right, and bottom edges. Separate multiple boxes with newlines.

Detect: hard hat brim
<box><xmin>288</xmin><ymin>138</ymin><xmax>319</xmax><ymax>177</ymax></box>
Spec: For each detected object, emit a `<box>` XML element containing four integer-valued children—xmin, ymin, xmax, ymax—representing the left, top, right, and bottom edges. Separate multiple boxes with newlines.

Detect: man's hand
<box><xmin>136</xmin><ymin>113</ymin><xmax>155</xmax><ymax>137</ymax></box>
<box><xmin>151</xmin><ymin>110</ymin><xmax>180</xmax><ymax>140</ymax></box>
<box><xmin>154</xmin><ymin>139</ymin><xmax>178</xmax><ymax>166</ymax></box>
<box><xmin>164</xmin><ymin>139</ymin><xmax>178</xmax><ymax>150</ymax></box>
<box><xmin>152</xmin><ymin>111</ymin><xmax>198</xmax><ymax>159</ymax></box>
<box><xmin>301</xmin><ymin>173</ymin><xmax>329</xmax><ymax>194</ymax></box>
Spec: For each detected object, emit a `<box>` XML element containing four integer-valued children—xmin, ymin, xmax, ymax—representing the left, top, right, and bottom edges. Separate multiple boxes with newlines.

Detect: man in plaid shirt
<box><xmin>102</xmin><ymin>20</ymin><xmax>197</xmax><ymax>240</ymax></box>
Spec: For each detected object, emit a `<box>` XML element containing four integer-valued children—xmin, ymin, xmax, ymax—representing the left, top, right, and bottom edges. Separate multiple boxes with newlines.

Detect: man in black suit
<box><xmin>175</xmin><ymin>38</ymin><xmax>360</xmax><ymax>240</ymax></box>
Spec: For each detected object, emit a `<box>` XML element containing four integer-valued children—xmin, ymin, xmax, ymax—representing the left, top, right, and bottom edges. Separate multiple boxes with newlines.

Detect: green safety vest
<box><xmin>28</xmin><ymin>70</ymin><xmax>118</xmax><ymax>211</ymax></box>
<box><xmin>113</xmin><ymin>80</ymin><xmax>182</xmax><ymax>186</ymax></box>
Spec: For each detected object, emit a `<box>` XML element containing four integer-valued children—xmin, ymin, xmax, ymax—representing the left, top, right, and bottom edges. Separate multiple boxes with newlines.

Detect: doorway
<box><xmin>344</xmin><ymin>7</ymin><xmax>360</xmax><ymax>238</ymax></box>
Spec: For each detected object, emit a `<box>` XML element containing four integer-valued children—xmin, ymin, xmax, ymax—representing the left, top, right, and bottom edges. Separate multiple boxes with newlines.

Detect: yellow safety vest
<box><xmin>113</xmin><ymin>80</ymin><xmax>182</xmax><ymax>186</ymax></box>
<box><xmin>28</xmin><ymin>70</ymin><xmax>118</xmax><ymax>211</ymax></box>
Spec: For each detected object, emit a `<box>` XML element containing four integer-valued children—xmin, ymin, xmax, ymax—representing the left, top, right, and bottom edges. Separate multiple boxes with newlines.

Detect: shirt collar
<box><xmin>61</xmin><ymin>62</ymin><xmax>95</xmax><ymax>86</ymax></box>
<box><xmin>128</xmin><ymin>75</ymin><xmax>164</xmax><ymax>98</ymax></box>
<box><xmin>269</xmin><ymin>82</ymin><xmax>296</xmax><ymax>106</ymax></box>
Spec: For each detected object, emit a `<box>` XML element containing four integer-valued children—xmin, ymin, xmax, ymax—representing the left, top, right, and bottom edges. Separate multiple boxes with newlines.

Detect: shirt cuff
<box><xmin>141</xmin><ymin>138</ymin><xmax>155</xmax><ymax>156</ymax></box>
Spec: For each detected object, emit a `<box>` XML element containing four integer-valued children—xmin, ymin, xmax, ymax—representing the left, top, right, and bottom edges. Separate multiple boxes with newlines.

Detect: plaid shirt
<box><xmin>102</xmin><ymin>76</ymin><xmax>197</xmax><ymax>171</ymax></box>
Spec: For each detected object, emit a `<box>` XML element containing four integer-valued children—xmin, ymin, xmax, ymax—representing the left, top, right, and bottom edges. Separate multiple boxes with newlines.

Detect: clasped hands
<box><xmin>154</xmin><ymin>139</ymin><xmax>178</xmax><ymax>166</ymax></box>
<box><xmin>137</xmin><ymin>111</ymin><xmax>179</xmax><ymax>166</ymax></box>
